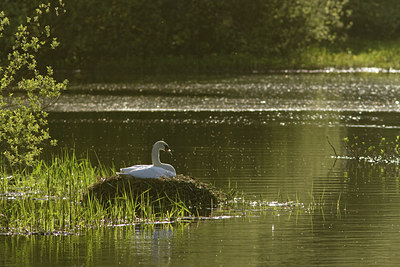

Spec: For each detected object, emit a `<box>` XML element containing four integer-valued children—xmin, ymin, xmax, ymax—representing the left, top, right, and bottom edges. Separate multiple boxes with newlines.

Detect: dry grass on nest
<box><xmin>82</xmin><ymin>174</ymin><xmax>230</xmax><ymax>210</ymax></box>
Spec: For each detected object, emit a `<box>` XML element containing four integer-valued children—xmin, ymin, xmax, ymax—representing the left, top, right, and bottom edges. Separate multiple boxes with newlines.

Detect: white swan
<box><xmin>117</xmin><ymin>141</ymin><xmax>176</xmax><ymax>179</ymax></box>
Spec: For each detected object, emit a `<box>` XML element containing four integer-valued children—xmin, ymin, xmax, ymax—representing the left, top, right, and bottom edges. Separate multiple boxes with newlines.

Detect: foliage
<box><xmin>345</xmin><ymin>0</ymin><xmax>400</xmax><ymax>39</ymax></box>
<box><xmin>3</xmin><ymin>1</ymin><xmax>400</xmax><ymax>73</ymax></box>
<box><xmin>0</xmin><ymin>2</ymin><xmax>67</xmax><ymax>165</ymax></box>
<box><xmin>0</xmin><ymin>0</ymin><xmax>349</xmax><ymax>70</ymax></box>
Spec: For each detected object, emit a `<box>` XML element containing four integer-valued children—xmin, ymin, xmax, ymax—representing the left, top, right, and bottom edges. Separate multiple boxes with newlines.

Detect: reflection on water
<box><xmin>3</xmin><ymin>73</ymin><xmax>400</xmax><ymax>265</ymax></box>
<box><xmin>52</xmin><ymin>73</ymin><xmax>400</xmax><ymax>112</ymax></box>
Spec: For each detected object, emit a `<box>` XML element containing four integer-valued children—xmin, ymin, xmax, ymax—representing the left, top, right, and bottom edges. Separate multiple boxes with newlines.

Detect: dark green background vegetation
<box><xmin>1</xmin><ymin>0</ymin><xmax>399</xmax><ymax>74</ymax></box>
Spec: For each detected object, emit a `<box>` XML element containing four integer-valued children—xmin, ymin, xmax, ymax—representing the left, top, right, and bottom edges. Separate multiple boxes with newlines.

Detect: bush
<box><xmin>0</xmin><ymin>2</ymin><xmax>68</xmax><ymax>165</ymax></box>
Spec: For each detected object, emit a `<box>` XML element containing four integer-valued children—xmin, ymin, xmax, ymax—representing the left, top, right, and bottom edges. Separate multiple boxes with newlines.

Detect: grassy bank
<box><xmin>296</xmin><ymin>40</ymin><xmax>400</xmax><ymax>70</ymax></box>
<box><xmin>65</xmin><ymin>40</ymin><xmax>400</xmax><ymax>81</ymax></box>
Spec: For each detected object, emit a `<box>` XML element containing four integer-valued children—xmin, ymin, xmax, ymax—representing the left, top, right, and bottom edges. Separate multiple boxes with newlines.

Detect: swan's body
<box><xmin>118</xmin><ymin>141</ymin><xmax>176</xmax><ymax>179</ymax></box>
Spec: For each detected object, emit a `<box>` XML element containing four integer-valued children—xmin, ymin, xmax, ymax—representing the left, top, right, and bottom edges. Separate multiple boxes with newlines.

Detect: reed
<box><xmin>0</xmin><ymin>151</ymin><xmax>194</xmax><ymax>235</ymax></box>
<box><xmin>0</xmin><ymin>150</ymin><xmax>340</xmax><ymax>235</ymax></box>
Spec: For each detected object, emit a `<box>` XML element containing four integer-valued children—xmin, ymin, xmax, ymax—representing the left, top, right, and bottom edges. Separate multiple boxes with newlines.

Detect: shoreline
<box><xmin>54</xmin><ymin>42</ymin><xmax>400</xmax><ymax>82</ymax></box>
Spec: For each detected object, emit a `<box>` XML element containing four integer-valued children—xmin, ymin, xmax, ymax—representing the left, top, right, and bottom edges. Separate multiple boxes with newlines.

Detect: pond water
<box><xmin>3</xmin><ymin>72</ymin><xmax>400</xmax><ymax>265</ymax></box>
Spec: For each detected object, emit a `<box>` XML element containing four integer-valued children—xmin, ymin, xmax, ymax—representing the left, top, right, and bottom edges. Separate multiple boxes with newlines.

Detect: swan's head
<box><xmin>154</xmin><ymin>140</ymin><xmax>172</xmax><ymax>155</ymax></box>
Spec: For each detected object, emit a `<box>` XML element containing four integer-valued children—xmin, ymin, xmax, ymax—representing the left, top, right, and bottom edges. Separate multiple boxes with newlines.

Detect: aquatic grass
<box><xmin>0</xmin><ymin>151</ymin><xmax>196</xmax><ymax>234</ymax></box>
<box><xmin>84</xmin><ymin>175</ymin><xmax>229</xmax><ymax>213</ymax></box>
<box><xmin>0</xmin><ymin>150</ymin><xmax>345</xmax><ymax>235</ymax></box>
<box><xmin>343</xmin><ymin>135</ymin><xmax>400</xmax><ymax>165</ymax></box>
<box><xmin>336</xmin><ymin>192</ymin><xmax>342</xmax><ymax>218</ymax></box>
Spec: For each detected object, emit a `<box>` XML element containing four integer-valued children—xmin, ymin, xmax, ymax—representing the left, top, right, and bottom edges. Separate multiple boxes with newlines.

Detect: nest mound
<box><xmin>83</xmin><ymin>174</ymin><xmax>229</xmax><ymax>210</ymax></box>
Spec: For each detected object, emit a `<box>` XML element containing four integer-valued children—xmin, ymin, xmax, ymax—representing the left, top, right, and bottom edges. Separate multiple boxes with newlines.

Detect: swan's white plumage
<box><xmin>117</xmin><ymin>141</ymin><xmax>176</xmax><ymax>179</ymax></box>
<box><xmin>119</xmin><ymin>165</ymin><xmax>175</xmax><ymax>178</ymax></box>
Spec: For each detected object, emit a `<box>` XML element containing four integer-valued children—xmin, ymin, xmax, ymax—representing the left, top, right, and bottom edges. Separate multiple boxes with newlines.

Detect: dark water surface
<box><xmin>3</xmin><ymin>73</ymin><xmax>400</xmax><ymax>266</ymax></box>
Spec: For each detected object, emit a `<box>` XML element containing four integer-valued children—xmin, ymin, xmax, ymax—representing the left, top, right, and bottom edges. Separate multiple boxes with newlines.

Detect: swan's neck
<box><xmin>151</xmin><ymin>146</ymin><xmax>162</xmax><ymax>167</ymax></box>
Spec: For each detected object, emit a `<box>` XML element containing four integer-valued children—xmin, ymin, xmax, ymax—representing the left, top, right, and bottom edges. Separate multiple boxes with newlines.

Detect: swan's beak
<box><xmin>165</xmin><ymin>148</ymin><xmax>172</xmax><ymax>155</ymax></box>
<box><xmin>164</xmin><ymin>147</ymin><xmax>172</xmax><ymax>155</ymax></box>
